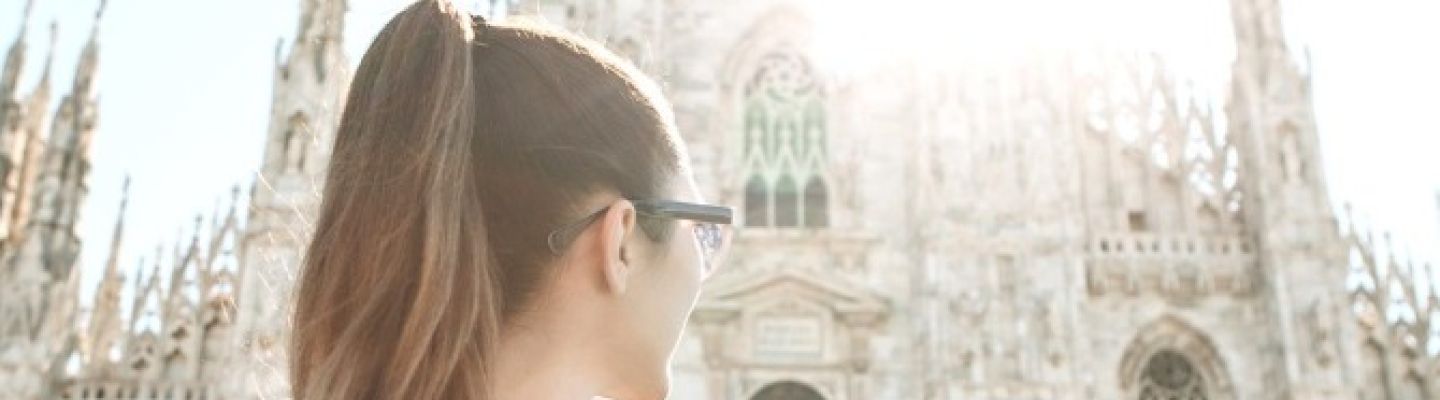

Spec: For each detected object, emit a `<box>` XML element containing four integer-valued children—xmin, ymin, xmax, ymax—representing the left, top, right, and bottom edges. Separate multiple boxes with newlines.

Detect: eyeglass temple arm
<box><xmin>546</xmin><ymin>208</ymin><xmax>608</xmax><ymax>255</ymax></box>
<box><xmin>633</xmin><ymin>200</ymin><xmax>733</xmax><ymax>224</ymax></box>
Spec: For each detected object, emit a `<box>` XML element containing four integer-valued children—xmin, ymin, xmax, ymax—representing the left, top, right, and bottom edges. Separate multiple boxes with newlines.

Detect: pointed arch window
<box><xmin>744</xmin><ymin>176</ymin><xmax>767</xmax><ymax>226</ymax></box>
<box><xmin>740</xmin><ymin>50</ymin><xmax>828</xmax><ymax>228</ymax></box>
<box><xmin>774</xmin><ymin>175</ymin><xmax>798</xmax><ymax>227</ymax></box>
<box><xmin>804</xmin><ymin>176</ymin><xmax>827</xmax><ymax>227</ymax></box>
<box><xmin>1138</xmin><ymin>350</ymin><xmax>1207</xmax><ymax>400</ymax></box>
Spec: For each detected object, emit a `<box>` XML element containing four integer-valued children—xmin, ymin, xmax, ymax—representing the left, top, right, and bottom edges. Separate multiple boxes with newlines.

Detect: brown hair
<box><xmin>289</xmin><ymin>1</ymin><xmax>685</xmax><ymax>398</ymax></box>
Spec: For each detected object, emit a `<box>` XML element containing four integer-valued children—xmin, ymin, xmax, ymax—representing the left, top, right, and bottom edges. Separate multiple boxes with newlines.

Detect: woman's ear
<box><xmin>598</xmin><ymin>199</ymin><xmax>637</xmax><ymax>295</ymax></box>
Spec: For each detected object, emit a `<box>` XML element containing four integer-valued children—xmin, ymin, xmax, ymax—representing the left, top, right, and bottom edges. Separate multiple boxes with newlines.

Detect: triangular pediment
<box><xmin>696</xmin><ymin>268</ymin><xmax>887</xmax><ymax>324</ymax></box>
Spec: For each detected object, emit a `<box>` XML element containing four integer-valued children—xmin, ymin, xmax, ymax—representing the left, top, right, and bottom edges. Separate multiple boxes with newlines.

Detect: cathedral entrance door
<box><xmin>750</xmin><ymin>381</ymin><xmax>825</xmax><ymax>400</ymax></box>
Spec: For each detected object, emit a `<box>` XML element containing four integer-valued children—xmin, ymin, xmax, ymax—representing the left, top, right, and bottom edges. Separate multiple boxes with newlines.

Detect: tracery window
<box><xmin>1138</xmin><ymin>350</ymin><xmax>1207</xmax><ymax>400</ymax></box>
<box><xmin>741</xmin><ymin>51</ymin><xmax>827</xmax><ymax>228</ymax></box>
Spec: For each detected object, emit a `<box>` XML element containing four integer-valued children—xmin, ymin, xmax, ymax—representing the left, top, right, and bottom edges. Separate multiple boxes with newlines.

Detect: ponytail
<box><xmin>292</xmin><ymin>1</ymin><xmax>499</xmax><ymax>398</ymax></box>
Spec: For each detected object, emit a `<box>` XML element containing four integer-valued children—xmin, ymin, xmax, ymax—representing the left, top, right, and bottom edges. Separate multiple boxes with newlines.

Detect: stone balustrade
<box><xmin>1085</xmin><ymin>233</ymin><xmax>1259</xmax><ymax>301</ymax></box>
<box><xmin>1088</xmin><ymin>233</ymin><xmax>1253</xmax><ymax>258</ymax></box>
<box><xmin>57</xmin><ymin>380</ymin><xmax>213</xmax><ymax>400</ymax></box>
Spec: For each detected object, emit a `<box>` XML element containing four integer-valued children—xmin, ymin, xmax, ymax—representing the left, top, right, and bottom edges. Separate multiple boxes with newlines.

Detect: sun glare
<box><xmin>811</xmin><ymin>0</ymin><xmax>1234</xmax><ymax>86</ymax></box>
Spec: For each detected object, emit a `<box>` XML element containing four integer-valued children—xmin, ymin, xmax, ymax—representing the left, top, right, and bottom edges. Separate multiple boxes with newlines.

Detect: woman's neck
<box><xmin>493</xmin><ymin>318</ymin><xmax>604</xmax><ymax>400</ymax></box>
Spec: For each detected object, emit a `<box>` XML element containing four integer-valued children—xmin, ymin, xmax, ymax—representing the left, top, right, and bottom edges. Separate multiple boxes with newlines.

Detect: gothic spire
<box><xmin>73</xmin><ymin>0</ymin><xmax>107</xmax><ymax>100</ymax></box>
<box><xmin>1229</xmin><ymin>0</ymin><xmax>1290</xmax><ymax>59</ymax></box>
<box><xmin>1227</xmin><ymin>0</ymin><xmax>1314</xmax><ymax>106</ymax></box>
<box><xmin>28</xmin><ymin>21</ymin><xmax>55</xmax><ymax>117</ymax></box>
<box><xmin>210</xmin><ymin>196</ymin><xmax>222</xmax><ymax>237</ymax></box>
<box><xmin>15</xmin><ymin>0</ymin><xmax>34</xmax><ymax>35</ymax></box>
<box><xmin>129</xmin><ymin>248</ymin><xmax>162</xmax><ymax>333</ymax></box>
<box><xmin>84</xmin><ymin>176</ymin><xmax>128</xmax><ymax>368</ymax></box>
<box><xmin>15</xmin><ymin>0</ymin><xmax>34</xmax><ymax>36</ymax></box>
<box><xmin>125</xmin><ymin>255</ymin><xmax>144</xmax><ymax>332</ymax></box>
<box><xmin>284</xmin><ymin>0</ymin><xmax>348</xmax><ymax>82</ymax></box>
<box><xmin>12</xmin><ymin>0</ymin><xmax>108</xmax><ymax>280</ymax></box>
<box><xmin>226</xmin><ymin>183</ymin><xmax>241</xmax><ymax>225</ymax></box>
<box><xmin>297</xmin><ymin>0</ymin><xmax>345</xmax><ymax>45</ymax></box>
<box><xmin>167</xmin><ymin>225</ymin><xmax>191</xmax><ymax>300</ymax></box>
<box><xmin>186</xmin><ymin>213</ymin><xmax>205</xmax><ymax>292</ymax></box>
<box><xmin>101</xmin><ymin>175</ymin><xmax>128</xmax><ymax>281</ymax></box>
<box><xmin>1</xmin><ymin>0</ymin><xmax>36</xmax><ymax>97</ymax></box>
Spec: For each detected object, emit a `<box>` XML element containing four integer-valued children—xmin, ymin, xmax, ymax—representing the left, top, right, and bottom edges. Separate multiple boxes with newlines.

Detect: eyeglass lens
<box><xmin>694</xmin><ymin>223</ymin><xmax>724</xmax><ymax>273</ymax></box>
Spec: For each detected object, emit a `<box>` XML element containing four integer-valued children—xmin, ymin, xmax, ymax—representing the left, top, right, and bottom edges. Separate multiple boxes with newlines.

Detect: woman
<box><xmin>289</xmin><ymin>1</ymin><xmax>732</xmax><ymax>399</ymax></box>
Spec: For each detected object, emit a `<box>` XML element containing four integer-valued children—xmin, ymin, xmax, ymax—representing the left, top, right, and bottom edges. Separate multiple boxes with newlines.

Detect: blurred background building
<box><xmin>0</xmin><ymin>0</ymin><xmax>1436</xmax><ymax>398</ymax></box>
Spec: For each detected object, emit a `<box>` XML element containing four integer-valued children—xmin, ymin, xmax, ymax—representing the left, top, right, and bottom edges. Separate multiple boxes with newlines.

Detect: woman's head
<box><xmin>290</xmin><ymin>1</ymin><xmax>729</xmax><ymax>398</ymax></box>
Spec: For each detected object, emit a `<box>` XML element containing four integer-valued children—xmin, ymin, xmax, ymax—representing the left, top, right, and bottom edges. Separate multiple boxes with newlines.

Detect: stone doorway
<box><xmin>751</xmin><ymin>381</ymin><xmax>825</xmax><ymax>400</ymax></box>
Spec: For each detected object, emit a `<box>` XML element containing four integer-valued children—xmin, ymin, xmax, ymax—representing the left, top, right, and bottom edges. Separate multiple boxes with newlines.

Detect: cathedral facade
<box><xmin>0</xmin><ymin>0</ymin><xmax>1436</xmax><ymax>399</ymax></box>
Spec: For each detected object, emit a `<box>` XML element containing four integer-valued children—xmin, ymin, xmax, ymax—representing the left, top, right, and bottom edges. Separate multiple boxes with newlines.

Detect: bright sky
<box><xmin>0</xmin><ymin>0</ymin><xmax>1435</xmax><ymax>309</ymax></box>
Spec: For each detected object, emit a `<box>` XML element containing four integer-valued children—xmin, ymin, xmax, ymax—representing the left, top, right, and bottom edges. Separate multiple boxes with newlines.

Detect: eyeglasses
<box><xmin>546</xmin><ymin>199</ymin><xmax>735</xmax><ymax>277</ymax></box>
